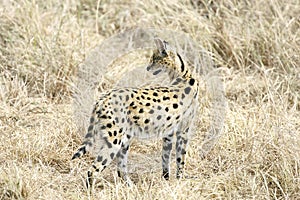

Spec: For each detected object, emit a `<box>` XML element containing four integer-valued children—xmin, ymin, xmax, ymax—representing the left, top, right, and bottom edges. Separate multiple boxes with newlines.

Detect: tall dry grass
<box><xmin>0</xmin><ymin>0</ymin><xmax>299</xmax><ymax>199</ymax></box>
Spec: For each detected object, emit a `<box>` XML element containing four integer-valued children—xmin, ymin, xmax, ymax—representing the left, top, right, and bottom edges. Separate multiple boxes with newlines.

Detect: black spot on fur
<box><xmin>118</xmin><ymin>153</ymin><xmax>124</xmax><ymax>159</ymax></box>
<box><xmin>163</xmin><ymin>96</ymin><xmax>170</xmax><ymax>101</ymax></box>
<box><xmin>110</xmin><ymin>153</ymin><xmax>115</xmax><ymax>159</ymax></box>
<box><xmin>162</xmin><ymin>169</ymin><xmax>169</xmax><ymax>180</ymax></box>
<box><xmin>183</xmin><ymin>139</ymin><xmax>188</xmax><ymax>144</ymax></box>
<box><xmin>194</xmin><ymin>92</ymin><xmax>198</xmax><ymax>98</ymax></box>
<box><xmin>153</xmin><ymin>69</ymin><xmax>162</xmax><ymax>75</ymax></box>
<box><xmin>96</xmin><ymin>110</ymin><xmax>101</xmax><ymax>115</ymax></box>
<box><xmin>184</xmin><ymin>87</ymin><xmax>191</xmax><ymax>95</ymax></box>
<box><xmin>100</xmin><ymin>125</ymin><xmax>106</xmax><ymax>129</ymax></box>
<box><xmin>85</xmin><ymin>133</ymin><xmax>92</xmax><ymax>138</ymax></box>
<box><xmin>157</xmin><ymin>115</ymin><xmax>162</xmax><ymax>120</ymax></box>
<box><xmin>167</xmin><ymin>116</ymin><xmax>171</xmax><ymax>120</ymax></box>
<box><xmin>163</xmin><ymin>143</ymin><xmax>172</xmax><ymax>151</ymax></box>
<box><xmin>102</xmin><ymin>159</ymin><xmax>107</xmax><ymax>165</ymax></box>
<box><xmin>146</xmin><ymin>103</ymin><xmax>151</xmax><ymax>106</ymax></box>
<box><xmin>90</xmin><ymin>117</ymin><xmax>95</xmax><ymax>123</ymax></box>
<box><xmin>189</xmin><ymin>78</ymin><xmax>195</xmax><ymax>86</ymax></box>
<box><xmin>97</xmin><ymin>156</ymin><xmax>103</xmax><ymax>162</ymax></box>
<box><xmin>100</xmin><ymin>115</ymin><xmax>107</xmax><ymax>119</ymax></box>
<box><xmin>163</xmin><ymin>137</ymin><xmax>172</xmax><ymax>142</ymax></box>
<box><xmin>153</xmin><ymin>92</ymin><xmax>158</xmax><ymax>96</ymax></box>
<box><xmin>88</xmin><ymin>125</ymin><xmax>93</xmax><ymax>132</ymax></box>
<box><xmin>107</xmin><ymin>123</ymin><xmax>112</xmax><ymax>128</ymax></box>
<box><xmin>71</xmin><ymin>146</ymin><xmax>86</xmax><ymax>160</ymax></box>
<box><xmin>172</xmin><ymin>78</ymin><xmax>182</xmax><ymax>85</ymax></box>
<box><xmin>173</xmin><ymin>103</ymin><xmax>178</xmax><ymax>109</ymax></box>
<box><xmin>144</xmin><ymin>119</ymin><xmax>150</xmax><ymax>124</ymax></box>
<box><xmin>113</xmin><ymin>139</ymin><xmax>118</xmax><ymax>145</ymax></box>
<box><xmin>165</xmin><ymin>107</ymin><xmax>169</xmax><ymax>112</ymax></box>
<box><xmin>139</xmin><ymin>108</ymin><xmax>144</xmax><ymax>113</ymax></box>
<box><xmin>104</xmin><ymin>137</ymin><xmax>112</xmax><ymax>148</ymax></box>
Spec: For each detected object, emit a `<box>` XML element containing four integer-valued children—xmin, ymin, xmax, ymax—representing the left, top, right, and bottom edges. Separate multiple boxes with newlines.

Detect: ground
<box><xmin>0</xmin><ymin>0</ymin><xmax>299</xmax><ymax>199</ymax></box>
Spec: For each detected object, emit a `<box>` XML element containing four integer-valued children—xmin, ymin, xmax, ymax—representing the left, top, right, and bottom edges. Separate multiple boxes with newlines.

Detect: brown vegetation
<box><xmin>0</xmin><ymin>0</ymin><xmax>299</xmax><ymax>199</ymax></box>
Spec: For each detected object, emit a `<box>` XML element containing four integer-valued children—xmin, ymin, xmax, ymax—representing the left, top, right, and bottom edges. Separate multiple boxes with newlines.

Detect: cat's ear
<box><xmin>154</xmin><ymin>38</ymin><xmax>167</xmax><ymax>56</ymax></box>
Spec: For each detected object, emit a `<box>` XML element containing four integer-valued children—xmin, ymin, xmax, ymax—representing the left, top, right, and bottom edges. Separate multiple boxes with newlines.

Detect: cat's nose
<box><xmin>146</xmin><ymin>64</ymin><xmax>152</xmax><ymax>71</ymax></box>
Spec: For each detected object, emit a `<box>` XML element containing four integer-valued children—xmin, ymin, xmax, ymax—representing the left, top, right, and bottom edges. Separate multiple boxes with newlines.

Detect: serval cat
<box><xmin>72</xmin><ymin>38</ymin><xmax>199</xmax><ymax>188</ymax></box>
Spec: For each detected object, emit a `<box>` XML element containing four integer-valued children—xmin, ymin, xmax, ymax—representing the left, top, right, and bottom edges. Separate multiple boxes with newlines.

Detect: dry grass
<box><xmin>1</xmin><ymin>0</ymin><xmax>299</xmax><ymax>199</ymax></box>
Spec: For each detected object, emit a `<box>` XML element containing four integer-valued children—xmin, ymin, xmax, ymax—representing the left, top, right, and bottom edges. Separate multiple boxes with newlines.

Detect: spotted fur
<box><xmin>72</xmin><ymin>38</ymin><xmax>199</xmax><ymax>188</ymax></box>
